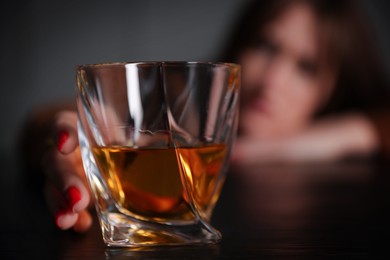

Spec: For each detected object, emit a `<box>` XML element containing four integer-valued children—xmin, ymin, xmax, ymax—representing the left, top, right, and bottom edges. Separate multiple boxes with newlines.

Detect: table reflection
<box><xmin>214</xmin><ymin>159</ymin><xmax>390</xmax><ymax>257</ymax></box>
<box><xmin>235</xmin><ymin>161</ymin><xmax>374</xmax><ymax>227</ymax></box>
<box><xmin>1</xmin><ymin>156</ymin><xmax>390</xmax><ymax>258</ymax></box>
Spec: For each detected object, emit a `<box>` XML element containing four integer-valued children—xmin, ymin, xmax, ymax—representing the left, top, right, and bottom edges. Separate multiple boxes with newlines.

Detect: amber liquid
<box><xmin>92</xmin><ymin>144</ymin><xmax>227</xmax><ymax>222</ymax></box>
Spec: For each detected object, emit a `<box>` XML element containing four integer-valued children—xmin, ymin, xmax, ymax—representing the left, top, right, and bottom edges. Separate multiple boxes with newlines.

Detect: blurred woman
<box><xmin>20</xmin><ymin>0</ymin><xmax>390</xmax><ymax>232</ymax></box>
<box><xmin>223</xmin><ymin>0</ymin><xmax>390</xmax><ymax>164</ymax></box>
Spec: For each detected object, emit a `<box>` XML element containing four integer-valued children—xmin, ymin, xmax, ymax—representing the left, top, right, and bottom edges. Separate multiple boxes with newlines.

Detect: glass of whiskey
<box><xmin>76</xmin><ymin>61</ymin><xmax>240</xmax><ymax>247</ymax></box>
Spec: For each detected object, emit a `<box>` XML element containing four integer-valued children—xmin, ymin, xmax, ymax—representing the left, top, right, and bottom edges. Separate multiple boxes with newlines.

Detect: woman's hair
<box><xmin>222</xmin><ymin>0</ymin><xmax>390</xmax><ymax>116</ymax></box>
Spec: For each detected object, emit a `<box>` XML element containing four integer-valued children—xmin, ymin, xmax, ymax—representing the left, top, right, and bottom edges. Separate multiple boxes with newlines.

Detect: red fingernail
<box><xmin>67</xmin><ymin>186</ymin><xmax>81</xmax><ymax>211</ymax></box>
<box><xmin>57</xmin><ymin>130</ymin><xmax>69</xmax><ymax>152</ymax></box>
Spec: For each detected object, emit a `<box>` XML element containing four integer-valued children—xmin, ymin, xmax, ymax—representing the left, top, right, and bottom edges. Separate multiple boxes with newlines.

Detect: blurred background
<box><xmin>1</xmin><ymin>0</ymin><xmax>389</xmax><ymax>156</ymax></box>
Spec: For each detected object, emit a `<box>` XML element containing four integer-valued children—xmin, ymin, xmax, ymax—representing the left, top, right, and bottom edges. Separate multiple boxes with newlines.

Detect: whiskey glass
<box><xmin>76</xmin><ymin>61</ymin><xmax>240</xmax><ymax>247</ymax></box>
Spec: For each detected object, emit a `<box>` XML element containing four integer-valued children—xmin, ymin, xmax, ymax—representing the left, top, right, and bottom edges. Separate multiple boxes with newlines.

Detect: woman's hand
<box><xmin>20</xmin><ymin>103</ymin><xmax>93</xmax><ymax>233</ymax></box>
<box><xmin>42</xmin><ymin>111</ymin><xmax>92</xmax><ymax>232</ymax></box>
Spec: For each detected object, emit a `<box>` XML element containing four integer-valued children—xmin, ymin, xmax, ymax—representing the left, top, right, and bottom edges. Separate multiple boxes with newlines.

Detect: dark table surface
<box><xmin>1</xmin><ymin>153</ymin><xmax>390</xmax><ymax>259</ymax></box>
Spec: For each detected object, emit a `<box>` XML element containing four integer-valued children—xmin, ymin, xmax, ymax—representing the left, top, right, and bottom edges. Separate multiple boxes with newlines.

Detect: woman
<box><xmin>20</xmin><ymin>0</ymin><xmax>390</xmax><ymax>232</ymax></box>
<box><xmin>224</xmin><ymin>0</ymin><xmax>390</xmax><ymax>165</ymax></box>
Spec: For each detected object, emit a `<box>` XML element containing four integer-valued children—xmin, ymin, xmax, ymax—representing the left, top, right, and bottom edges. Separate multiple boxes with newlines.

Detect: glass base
<box><xmin>98</xmin><ymin>212</ymin><xmax>222</xmax><ymax>247</ymax></box>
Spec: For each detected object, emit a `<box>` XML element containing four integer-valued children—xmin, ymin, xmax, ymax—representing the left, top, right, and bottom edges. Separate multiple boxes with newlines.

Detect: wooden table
<box><xmin>1</xmin><ymin>153</ymin><xmax>390</xmax><ymax>258</ymax></box>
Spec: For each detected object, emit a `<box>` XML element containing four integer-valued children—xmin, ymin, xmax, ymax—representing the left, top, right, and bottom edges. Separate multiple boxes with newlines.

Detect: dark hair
<box><xmin>221</xmin><ymin>0</ymin><xmax>390</xmax><ymax>116</ymax></box>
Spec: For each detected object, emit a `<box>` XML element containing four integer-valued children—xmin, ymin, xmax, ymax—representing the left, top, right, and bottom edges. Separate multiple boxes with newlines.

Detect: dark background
<box><xmin>1</xmin><ymin>0</ymin><xmax>389</xmax><ymax>156</ymax></box>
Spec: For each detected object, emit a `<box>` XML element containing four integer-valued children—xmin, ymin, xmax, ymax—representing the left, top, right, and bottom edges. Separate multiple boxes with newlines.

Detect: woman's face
<box><xmin>238</xmin><ymin>2</ymin><xmax>336</xmax><ymax>139</ymax></box>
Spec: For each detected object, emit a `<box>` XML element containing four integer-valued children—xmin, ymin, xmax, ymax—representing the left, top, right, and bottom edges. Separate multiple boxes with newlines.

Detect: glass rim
<box><xmin>76</xmin><ymin>61</ymin><xmax>240</xmax><ymax>71</ymax></box>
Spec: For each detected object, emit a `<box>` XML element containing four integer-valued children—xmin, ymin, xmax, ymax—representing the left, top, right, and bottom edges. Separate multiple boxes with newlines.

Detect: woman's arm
<box><xmin>232</xmin><ymin>113</ymin><xmax>379</xmax><ymax>165</ymax></box>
